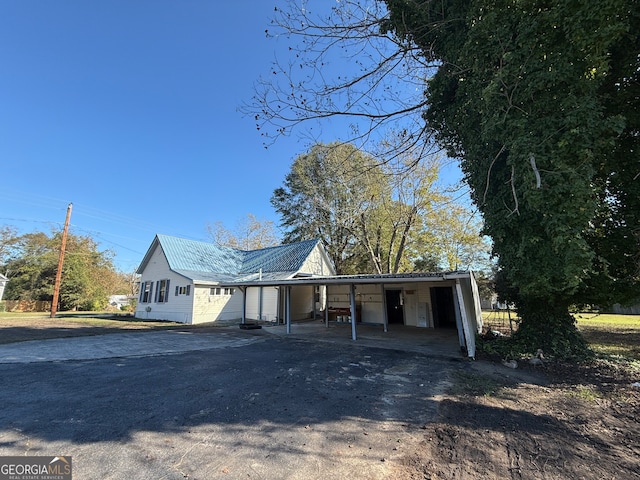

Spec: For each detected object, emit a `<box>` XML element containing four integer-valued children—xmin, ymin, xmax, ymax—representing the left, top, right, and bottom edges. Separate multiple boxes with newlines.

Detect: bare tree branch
<box><xmin>242</xmin><ymin>0</ymin><xmax>438</xmax><ymax>160</ymax></box>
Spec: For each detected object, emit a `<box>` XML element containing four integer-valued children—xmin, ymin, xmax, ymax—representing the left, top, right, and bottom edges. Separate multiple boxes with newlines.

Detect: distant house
<box><xmin>0</xmin><ymin>273</ymin><xmax>7</xmax><ymax>302</ymax></box>
<box><xmin>135</xmin><ymin>234</ymin><xmax>484</xmax><ymax>357</ymax></box>
<box><xmin>108</xmin><ymin>295</ymin><xmax>135</xmax><ymax>310</ymax></box>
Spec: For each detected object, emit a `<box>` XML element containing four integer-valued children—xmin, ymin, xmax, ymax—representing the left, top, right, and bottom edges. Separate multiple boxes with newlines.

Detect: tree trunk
<box><xmin>513</xmin><ymin>297</ymin><xmax>591</xmax><ymax>359</ymax></box>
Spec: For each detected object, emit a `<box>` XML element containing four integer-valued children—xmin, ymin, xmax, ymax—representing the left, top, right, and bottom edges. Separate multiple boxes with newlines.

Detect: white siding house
<box><xmin>134</xmin><ymin>234</ymin><xmax>483</xmax><ymax>357</ymax></box>
<box><xmin>135</xmin><ymin>235</ymin><xmax>336</xmax><ymax>325</ymax></box>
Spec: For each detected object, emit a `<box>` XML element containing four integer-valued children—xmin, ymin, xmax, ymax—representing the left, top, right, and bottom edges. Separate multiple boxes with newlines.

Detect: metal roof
<box><xmin>138</xmin><ymin>235</ymin><xmax>322</xmax><ymax>281</ymax></box>
<box><xmin>138</xmin><ymin>235</ymin><xmax>468</xmax><ymax>287</ymax></box>
<box><xmin>171</xmin><ymin>269</ymin><xmax>241</xmax><ymax>284</ymax></box>
<box><xmin>239</xmin><ymin>239</ymin><xmax>319</xmax><ymax>274</ymax></box>
<box><xmin>157</xmin><ymin>235</ymin><xmax>242</xmax><ymax>274</ymax></box>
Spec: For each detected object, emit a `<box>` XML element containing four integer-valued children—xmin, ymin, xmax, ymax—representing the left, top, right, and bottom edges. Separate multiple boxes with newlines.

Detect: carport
<box><xmin>231</xmin><ymin>271</ymin><xmax>483</xmax><ymax>358</ymax></box>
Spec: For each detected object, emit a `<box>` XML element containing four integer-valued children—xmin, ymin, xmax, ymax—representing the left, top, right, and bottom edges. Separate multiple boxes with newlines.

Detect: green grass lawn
<box><xmin>576</xmin><ymin>313</ymin><xmax>640</xmax><ymax>363</ymax></box>
<box><xmin>0</xmin><ymin>311</ymin><xmax>181</xmax><ymax>329</ymax></box>
<box><xmin>481</xmin><ymin>310</ymin><xmax>640</xmax><ymax>365</ymax></box>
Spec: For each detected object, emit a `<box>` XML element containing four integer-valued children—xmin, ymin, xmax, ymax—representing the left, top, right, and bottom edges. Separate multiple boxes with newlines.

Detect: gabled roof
<box><xmin>153</xmin><ymin>235</ymin><xmax>242</xmax><ymax>274</ymax></box>
<box><xmin>137</xmin><ymin>234</ymin><xmax>324</xmax><ymax>283</ymax></box>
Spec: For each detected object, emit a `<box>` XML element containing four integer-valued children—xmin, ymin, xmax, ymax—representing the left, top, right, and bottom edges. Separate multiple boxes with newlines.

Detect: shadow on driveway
<box><xmin>0</xmin><ymin>331</ymin><xmax>468</xmax><ymax>479</ymax></box>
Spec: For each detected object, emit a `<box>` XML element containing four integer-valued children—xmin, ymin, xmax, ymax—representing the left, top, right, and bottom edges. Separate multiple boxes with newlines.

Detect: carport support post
<box><xmin>240</xmin><ymin>287</ymin><xmax>247</xmax><ymax>325</ymax></box>
<box><xmin>381</xmin><ymin>283</ymin><xmax>388</xmax><ymax>333</ymax></box>
<box><xmin>350</xmin><ymin>283</ymin><xmax>357</xmax><ymax>341</ymax></box>
<box><xmin>285</xmin><ymin>286</ymin><xmax>291</xmax><ymax>334</ymax></box>
<box><xmin>324</xmin><ymin>285</ymin><xmax>329</xmax><ymax>328</ymax></box>
<box><xmin>452</xmin><ymin>286</ymin><xmax>466</xmax><ymax>350</ymax></box>
<box><xmin>455</xmin><ymin>280</ymin><xmax>475</xmax><ymax>358</ymax></box>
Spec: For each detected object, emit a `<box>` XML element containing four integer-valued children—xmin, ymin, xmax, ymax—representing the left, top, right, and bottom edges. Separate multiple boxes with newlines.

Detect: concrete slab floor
<box><xmin>260</xmin><ymin>320</ymin><xmax>464</xmax><ymax>359</ymax></box>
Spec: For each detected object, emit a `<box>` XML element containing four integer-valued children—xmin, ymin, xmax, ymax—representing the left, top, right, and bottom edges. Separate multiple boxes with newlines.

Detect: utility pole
<box><xmin>50</xmin><ymin>203</ymin><xmax>72</xmax><ymax>318</ymax></box>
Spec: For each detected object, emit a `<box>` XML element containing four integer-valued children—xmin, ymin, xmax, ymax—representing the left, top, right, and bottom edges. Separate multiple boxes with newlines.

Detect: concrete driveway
<box><xmin>0</xmin><ymin>329</ymin><xmax>263</xmax><ymax>364</ymax></box>
<box><xmin>0</xmin><ymin>326</ymin><xmax>464</xmax><ymax>479</ymax></box>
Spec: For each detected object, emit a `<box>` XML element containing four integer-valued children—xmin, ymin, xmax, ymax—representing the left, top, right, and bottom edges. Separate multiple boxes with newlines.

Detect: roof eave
<box><xmin>224</xmin><ymin>271</ymin><xmax>472</xmax><ymax>287</ymax></box>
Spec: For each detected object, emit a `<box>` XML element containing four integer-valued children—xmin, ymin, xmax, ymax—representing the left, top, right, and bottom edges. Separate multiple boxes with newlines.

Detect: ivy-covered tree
<box><xmin>254</xmin><ymin>0</ymin><xmax>638</xmax><ymax>357</ymax></box>
<box><xmin>382</xmin><ymin>0</ymin><xmax>639</xmax><ymax>357</ymax></box>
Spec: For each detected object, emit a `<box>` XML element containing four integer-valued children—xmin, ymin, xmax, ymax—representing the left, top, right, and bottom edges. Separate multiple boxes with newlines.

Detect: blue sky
<box><xmin>0</xmin><ymin>1</ymin><xmax>463</xmax><ymax>272</ymax></box>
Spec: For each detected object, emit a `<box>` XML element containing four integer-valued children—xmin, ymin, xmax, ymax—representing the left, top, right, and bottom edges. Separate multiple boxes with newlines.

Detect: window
<box><xmin>210</xmin><ymin>287</ymin><xmax>235</xmax><ymax>296</ymax></box>
<box><xmin>140</xmin><ymin>281</ymin><xmax>153</xmax><ymax>303</ymax></box>
<box><xmin>175</xmin><ymin>286</ymin><xmax>191</xmax><ymax>296</ymax></box>
<box><xmin>155</xmin><ymin>279</ymin><xmax>170</xmax><ymax>303</ymax></box>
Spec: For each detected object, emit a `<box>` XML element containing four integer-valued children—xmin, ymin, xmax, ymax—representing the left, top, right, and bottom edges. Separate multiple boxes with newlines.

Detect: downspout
<box><xmin>285</xmin><ymin>286</ymin><xmax>291</xmax><ymax>334</ymax></box>
<box><xmin>240</xmin><ymin>286</ymin><xmax>247</xmax><ymax>325</ymax></box>
<box><xmin>324</xmin><ymin>284</ymin><xmax>329</xmax><ymax>328</ymax></box>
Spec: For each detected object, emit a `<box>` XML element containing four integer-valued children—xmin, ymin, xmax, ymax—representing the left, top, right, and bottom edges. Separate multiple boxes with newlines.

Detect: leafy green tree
<box><xmin>272</xmin><ymin>142</ymin><xmax>376</xmax><ymax>274</ymax></box>
<box><xmin>272</xmin><ymin>142</ymin><xmax>482</xmax><ymax>274</ymax></box>
<box><xmin>3</xmin><ymin>230</ymin><xmax>128</xmax><ymax>311</ymax></box>
<box><xmin>0</xmin><ymin>225</ymin><xmax>19</xmax><ymax>269</ymax></box>
<box><xmin>414</xmin><ymin>204</ymin><xmax>491</xmax><ymax>272</ymax></box>
<box><xmin>358</xmin><ymin>154</ymin><xmax>444</xmax><ymax>273</ymax></box>
<box><xmin>3</xmin><ymin>232</ymin><xmax>56</xmax><ymax>302</ymax></box>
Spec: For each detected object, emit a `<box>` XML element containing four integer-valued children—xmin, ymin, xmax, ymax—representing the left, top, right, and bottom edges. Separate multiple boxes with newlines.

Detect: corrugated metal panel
<box><xmin>157</xmin><ymin>235</ymin><xmax>243</xmax><ymax>274</ymax></box>
<box><xmin>154</xmin><ymin>235</ymin><xmax>321</xmax><ymax>281</ymax></box>
<box><xmin>172</xmin><ymin>269</ymin><xmax>240</xmax><ymax>283</ymax></box>
<box><xmin>239</xmin><ymin>239</ymin><xmax>319</xmax><ymax>274</ymax></box>
<box><xmin>234</xmin><ymin>271</ymin><xmax>295</xmax><ymax>282</ymax></box>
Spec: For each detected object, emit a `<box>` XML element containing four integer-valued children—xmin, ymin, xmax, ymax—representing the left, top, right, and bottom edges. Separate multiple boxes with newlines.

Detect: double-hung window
<box><xmin>155</xmin><ymin>279</ymin><xmax>170</xmax><ymax>303</ymax></box>
<box><xmin>140</xmin><ymin>281</ymin><xmax>153</xmax><ymax>303</ymax></box>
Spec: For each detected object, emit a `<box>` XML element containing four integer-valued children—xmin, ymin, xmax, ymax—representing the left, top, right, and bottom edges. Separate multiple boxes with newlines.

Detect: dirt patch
<box><xmin>393</xmin><ymin>359</ymin><xmax>640</xmax><ymax>479</ymax></box>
